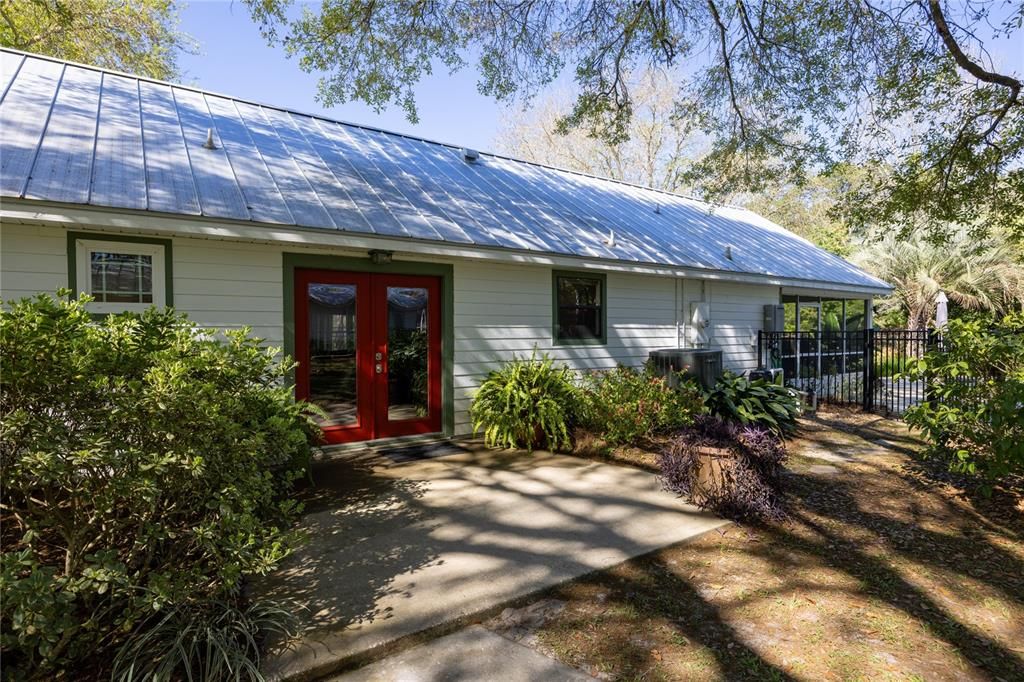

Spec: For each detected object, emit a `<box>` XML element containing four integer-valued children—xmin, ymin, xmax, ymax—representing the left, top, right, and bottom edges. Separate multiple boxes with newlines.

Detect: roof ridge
<box><xmin>0</xmin><ymin>47</ymin><xmax>738</xmax><ymax>210</ymax></box>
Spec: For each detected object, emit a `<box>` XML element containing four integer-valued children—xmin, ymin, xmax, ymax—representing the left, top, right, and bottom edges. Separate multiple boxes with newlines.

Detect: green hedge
<box><xmin>903</xmin><ymin>313</ymin><xmax>1024</xmax><ymax>480</ymax></box>
<box><xmin>578</xmin><ymin>364</ymin><xmax>704</xmax><ymax>445</ymax></box>
<box><xmin>0</xmin><ymin>293</ymin><xmax>318</xmax><ymax>678</ymax></box>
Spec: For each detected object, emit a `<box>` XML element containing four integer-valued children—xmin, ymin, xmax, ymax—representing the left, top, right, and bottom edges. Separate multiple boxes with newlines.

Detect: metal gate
<box><xmin>757</xmin><ymin>329</ymin><xmax>935</xmax><ymax>416</ymax></box>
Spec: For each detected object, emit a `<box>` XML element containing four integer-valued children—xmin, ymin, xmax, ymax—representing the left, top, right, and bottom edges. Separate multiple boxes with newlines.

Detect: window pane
<box><xmin>90</xmin><ymin>251</ymin><xmax>153</xmax><ymax>304</ymax></box>
<box><xmin>558</xmin><ymin>277</ymin><xmax>600</xmax><ymax>306</ymax></box>
<box><xmin>845</xmin><ymin>300</ymin><xmax>866</xmax><ymax>330</ymax></box>
<box><xmin>822</xmin><ymin>300</ymin><xmax>843</xmax><ymax>332</ymax></box>
<box><xmin>387</xmin><ymin>287</ymin><xmax>430</xmax><ymax>421</ymax></box>
<box><xmin>782</xmin><ymin>294</ymin><xmax>798</xmax><ymax>331</ymax></box>
<box><xmin>798</xmin><ymin>305</ymin><xmax>818</xmax><ymax>332</ymax></box>
<box><xmin>307</xmin><ymin>284</ymin><xmax>358</xmax><ymax>427</ymax></box>
<box><xmin>784</xmin><ymin>301</ymin><xmax>797</xmax><ymax>331</ymax></box>
<box><xmin>556</xmin><ymin>276</ymin><xmax>603</xmax><ymax>340</ymax></box>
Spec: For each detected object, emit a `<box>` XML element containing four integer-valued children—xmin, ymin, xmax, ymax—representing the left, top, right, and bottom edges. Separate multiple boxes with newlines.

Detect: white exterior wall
<box><xmin>0</xmin><ymin>223</ymin><xmax>67</xmax><ymax>300</ymax></box>
<box><xmin>451</xmin><ymin>261</ymin><xmax>680</xmax><ymax>434</ymax></box>
<box><xmin>2</xmin><ymin>222</ymin><xmax>783</xmax><ymax>437</ymax></box>
<box><xmin>1</xmin><ymin>223</ymin><xmax>286</xmax><ymax>346</ymax></box>
<box><xmin>708</xmin><ymin>281</ymin><xmax>781</xmax><ymax>373</ymax></box>
<box><xmin>172</xmin><ymin>240</ymin><xmax>284</xmax><ymax>346</ymax></box>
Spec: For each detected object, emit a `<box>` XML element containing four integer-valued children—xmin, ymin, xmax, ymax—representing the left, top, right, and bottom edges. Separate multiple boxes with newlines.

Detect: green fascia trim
<box><xmin>282</xmin><ymin>252</ymin><xmax>455</xmax><ymax>437</ymax></box>
<box><xmin>551</xmin><ymin>269</ymin><xmax>608</xmax><ymax>346</ymax></box>
<box><xmin>66</xmin><ymin>231</ymin><xmax>174</xmax><ymax>306</ymax></box>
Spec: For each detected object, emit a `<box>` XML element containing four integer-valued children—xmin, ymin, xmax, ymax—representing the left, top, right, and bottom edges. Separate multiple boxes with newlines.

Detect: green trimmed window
<box><xmin>553</xmin><ymin>271</ymin><xmax>606</xmax><ymax>345</ymax></box>
<box><xmin>72</xmin><ymin>236</ymin><xmax>171</xmax><ymax>313</ymax></box>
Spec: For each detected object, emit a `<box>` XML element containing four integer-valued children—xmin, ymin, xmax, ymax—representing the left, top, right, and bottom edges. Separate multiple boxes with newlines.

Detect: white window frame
<box><xmin>76</xmin><ymin>239</ymin><xmax>167</xmax><ymax>313</ymax></box>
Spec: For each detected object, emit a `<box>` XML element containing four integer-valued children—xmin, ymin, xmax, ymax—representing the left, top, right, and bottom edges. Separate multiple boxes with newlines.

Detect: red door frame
<box><xmin>294</xmin><ymin>269</ymin><xmax>374</xmax><ymax>443</ymax></box>
<box><xmin>294</xmin><ymin>268</ymin><xmax>442</xmax><ymax>444</ymax></box>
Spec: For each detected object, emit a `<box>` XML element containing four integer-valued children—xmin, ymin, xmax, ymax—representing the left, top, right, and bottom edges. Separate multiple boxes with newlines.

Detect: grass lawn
<box><xmin>490</xmin><ymin>410</ymin><xmax>1024</xmax><ymax>681</ymax></box>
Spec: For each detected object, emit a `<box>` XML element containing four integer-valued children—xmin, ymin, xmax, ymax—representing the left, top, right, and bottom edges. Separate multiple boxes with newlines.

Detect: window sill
<box><xmin>552</xmin><ymin>336</ymin><xmax>607</xmax><ymax>347</ymax></box>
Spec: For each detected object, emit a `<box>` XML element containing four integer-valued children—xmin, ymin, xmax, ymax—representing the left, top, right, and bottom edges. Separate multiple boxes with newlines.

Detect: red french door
<box><xmin>294</xmin><ymin>269</ymin><xmax>442</xmax><ymax>444</ymax></box>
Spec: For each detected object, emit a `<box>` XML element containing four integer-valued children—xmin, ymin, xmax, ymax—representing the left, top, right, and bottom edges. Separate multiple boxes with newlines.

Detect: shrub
<box><xmin>704</xmin><ymin>371</ymin><xmax>802</xmax><ymax>436</ymax></box>
<box><xmin>470</xmin><ymin>350</ymin><xmax>578</xmax><ymax>451</ymax></box>
<box><xmin>902</xmin><ymin>313</ymin><xmax>1024</xmax><ymax>480</ymax></box>
<box><xmin>0</xmin><ymin>293</ymin><xmax>318</xmax><ymax>679</ymax></box>
<box><xmin>111</xmin><ymin>598</ymin><xmax>297</xmax><ymax>681</ymax></box>
<box><xmin>658</xmin><ymin>416</ymin><xmax>788</xmax><ymax>522</ymax></box>
<box><xmin>578</xmin><ymin>364</ymin><xmax>704</xmax><ymax>446</ymax></box>
<box><xmin>874</xmin><ymin>352</ymin><xmax>910</xmax><ymax>378</ymax></box>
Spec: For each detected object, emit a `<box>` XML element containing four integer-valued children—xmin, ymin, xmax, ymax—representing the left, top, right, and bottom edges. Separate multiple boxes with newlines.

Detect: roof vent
<box><xmin>654</xmin><ymin>203</ymin><xmax>661</xmax><ymax>214</ymax></box>
<box><xmin>604</xmin><ymin>229</ymin><xmax>616</xmax><ymax>248</ymax></box>
<box><xmin>461</xmin><ymin>147</ymin><xmax>479</xmax><ymax>163</ymax></box>
<box><xmin>203</xmin><ymin>128</ymin><xmax>217</xmax><ymax>150</ymax></box>
<box><xmin>725</xmin><ymin>245</ymin><xmax>734</xmax><ymax>260</ymax></box>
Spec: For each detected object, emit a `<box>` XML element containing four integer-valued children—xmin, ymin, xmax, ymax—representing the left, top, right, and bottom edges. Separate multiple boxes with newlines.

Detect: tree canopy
<box><xmin>244</xmin><ymin>0</ymin><xmax>1024</xmax><ymax>240</ymax></box>
<box><xmin>496</xmin><ymin>70</ymin><xmax>860</xmax><ymax>256</ymax></box>
<box><xmin>0</xmin><ymin>0</ymin><xmax>192</xmax><ymax>80</ymax></box>
<box><xmin>496</xmin><ymin>69</ymin><xmax>701</xmax><ymax>193</ymax></box>
<box><xmin>853</xmin><ymin>226</ymin><xmax>1024</xmax><ymax>329</ymax></box>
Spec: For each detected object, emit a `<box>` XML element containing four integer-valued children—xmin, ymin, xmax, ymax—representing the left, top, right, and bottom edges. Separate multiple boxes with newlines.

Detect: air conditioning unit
<box><xmin>648</xmin><ymin>348</ymin><xmax>723</xmax><ymax>391</ymax></box>
<box><xmin>749</xmin><ymin>367</ymin><xmax>784</xmax><ymax>385</ymax></box>
<box><xmin>763</xmin><ymin>304</ymin><xmax>785</xmax><ymax>333</ymax></box>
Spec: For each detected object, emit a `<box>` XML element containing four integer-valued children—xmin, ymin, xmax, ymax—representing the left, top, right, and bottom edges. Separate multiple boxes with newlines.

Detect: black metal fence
<box><xmin>758</xmin><ymin>329</ymin><xmax>935</xmax><ymax>416</ymax></box>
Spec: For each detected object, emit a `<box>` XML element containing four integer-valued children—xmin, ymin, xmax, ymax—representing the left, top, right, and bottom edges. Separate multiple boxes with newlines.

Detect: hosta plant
<box><xmin>704</xmin><ymin>371</ymin><xmax>802</xmax><ymax>436</ymax></box>
<box><xmin>470</xmin><ymin>350</ymin><xmax>578</xmax><ymax>451</ymax></box>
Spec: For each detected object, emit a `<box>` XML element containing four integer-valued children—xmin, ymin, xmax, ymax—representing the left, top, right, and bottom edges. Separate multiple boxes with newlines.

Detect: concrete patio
<box><xmin>255</xmin><ymin>442</ymin><xmax>728</xmax><ymax>680</ymax></box>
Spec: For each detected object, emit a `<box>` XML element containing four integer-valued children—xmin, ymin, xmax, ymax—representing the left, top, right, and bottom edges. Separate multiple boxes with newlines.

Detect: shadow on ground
<box><xmin>252</xmin><ymin>445</ymin><xmax>728</xmax><ymax>679</ymax></box>
<box><xmin>525</xmin><ymin>414</ymin><xmax>1024</xmax><ymax>681</ymax></box>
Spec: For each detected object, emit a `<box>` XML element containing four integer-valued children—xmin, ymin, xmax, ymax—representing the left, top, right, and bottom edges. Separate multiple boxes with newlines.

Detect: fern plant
<box><xmin>470</xmin><ymin>351</ymin><xmax>578</xmax><ymax>451</ymax></box>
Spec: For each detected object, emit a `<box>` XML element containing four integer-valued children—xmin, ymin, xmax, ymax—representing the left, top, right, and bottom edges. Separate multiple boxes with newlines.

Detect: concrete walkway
<box><xmin>326</xmin><ymin>626</ymin><xmax>593</xmax><ymax>681</ymax></box>
<box><xmin>256</xmin><ymin>443</ymin><xmax>727</xmax><ymax>680</ymax></box>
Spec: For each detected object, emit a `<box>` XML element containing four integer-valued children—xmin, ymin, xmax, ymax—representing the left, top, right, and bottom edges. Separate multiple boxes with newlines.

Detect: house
<box><xmin>0</xmin><ymin>49</ymin><xmax>891</xmax><ymax>445</ymax></box>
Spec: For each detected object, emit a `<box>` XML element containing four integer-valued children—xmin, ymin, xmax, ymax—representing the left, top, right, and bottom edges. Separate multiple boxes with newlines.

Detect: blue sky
<box><xmin>177</xmin><ymin>1</ymin><xmax>504</xmax><ymax>152</ymax></box>
<box><xmin>177</xmin><ymin>1</ymin><xmax>1024</xmax><ymax>155</ymax></box>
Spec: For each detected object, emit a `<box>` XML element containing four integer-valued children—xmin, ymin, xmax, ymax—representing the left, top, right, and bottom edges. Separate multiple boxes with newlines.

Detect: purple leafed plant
<box><xmin>658</xmin><ymin>415</ymin><xmax>788</xmax><ymax>522</ymax></box>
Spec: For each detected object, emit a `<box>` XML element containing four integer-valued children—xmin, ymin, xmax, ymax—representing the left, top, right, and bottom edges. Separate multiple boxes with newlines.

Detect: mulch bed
<box><xmin>496</xmin><ymin>410</ymin><xmax>1024</xmax><ymax>681</ymax></box>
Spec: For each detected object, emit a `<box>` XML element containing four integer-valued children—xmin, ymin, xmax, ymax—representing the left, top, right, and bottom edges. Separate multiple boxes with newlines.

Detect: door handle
<box><xmin>375</xmin><ymin>363</ymin><xmax>383</xmax><ymax>374</ymax></box>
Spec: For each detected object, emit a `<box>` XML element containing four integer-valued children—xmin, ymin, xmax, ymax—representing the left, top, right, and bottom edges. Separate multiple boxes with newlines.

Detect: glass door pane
<box><xmin>307</xmin><ymin>283</ymin><xmax>359</xmax><ymax>427</ymax></box>
<box><xmin>385</xmin><ymin>286</ymin><xmax>429</xmax><ymax>421</ymax></box>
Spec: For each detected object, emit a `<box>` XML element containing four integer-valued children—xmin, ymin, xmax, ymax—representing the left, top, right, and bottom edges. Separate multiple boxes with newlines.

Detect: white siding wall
<box><xmin>1</xmin><ymin>222</ymin><xmax>782</xmax><ymax>438</ymax></box>
<box><xmin>451</xmin><ymin>261</ymin><xmax>679</xmax><ymax>433</ymax></box>
<box><xmin>1</xmin><ymin>224</ymin><xmax>286</xmax><ymax>346</ymax></box>
<box><xmin>708</xmin><ymin>281</ymin><xmax>781</xmax><ymax>373</ymax></box>
<box><xmin>172</xmin><ymin>240</ymin><xmax>284</xmax><ymax>345</ymax></box>
<box><xmin>0</xmin><ymin>223</ymin><xmax>67</xmax><ymax>300</ymax></box>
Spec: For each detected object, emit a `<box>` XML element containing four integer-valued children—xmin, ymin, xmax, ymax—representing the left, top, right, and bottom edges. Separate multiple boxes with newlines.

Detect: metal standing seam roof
<box><xmin>0</xmin><ymin>49</ymin><xmax>890</xmax><ymax>292</ymax></box>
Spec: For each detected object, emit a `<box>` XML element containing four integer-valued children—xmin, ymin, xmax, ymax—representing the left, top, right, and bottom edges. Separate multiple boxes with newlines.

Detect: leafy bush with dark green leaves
<box><xmin>578</xmin><ymin>364</ymin><xmax>705</xmax><ymax>446</ymax></box>
<box><xmin>658</xmin><ymin>416</ymin><xmax>788</xmax><ymax>522</ymax></box>
<box><xmin>902</xmin><ymin>313</ymin><xmax>1024</xmax><ymax>480</ymax></box>
<box><xmin>0</xmin><ymin>293</ymin><xmax>318</xmax><ymax>679</ymax></box>
<box><xmin>704</xmin><ymin>371</ymin><xmax>802</xmax><ymax>436</ymax></box>
<box><xmin>470</xmin><ymin>351</ymin><xmax>578</xmax><ymax>451</ymax></box>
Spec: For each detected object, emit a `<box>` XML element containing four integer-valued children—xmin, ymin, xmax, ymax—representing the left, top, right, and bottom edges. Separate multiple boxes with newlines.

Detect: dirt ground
<box><xmin>489</xmin><ymin>409</ymin><xmax>1024</xmax><ymax>681</ymax></box>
